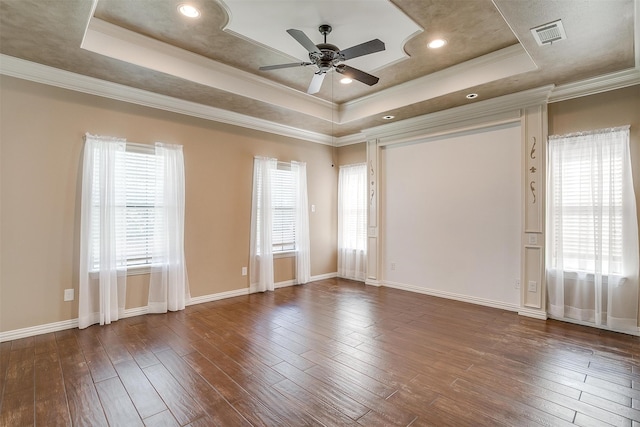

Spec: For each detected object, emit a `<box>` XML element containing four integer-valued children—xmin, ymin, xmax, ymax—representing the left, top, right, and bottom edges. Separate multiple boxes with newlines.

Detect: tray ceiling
<box><xmin>0</xmin><ymin>0</ymin><xmax>637</xmax><ymax>140</ymax></box>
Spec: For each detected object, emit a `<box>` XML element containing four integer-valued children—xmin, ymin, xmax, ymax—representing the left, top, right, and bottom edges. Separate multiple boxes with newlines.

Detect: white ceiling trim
<box><xmin>0</xmin><ymin>54</ymin><xmax>334</xmax><ymax>145</ymax></box>
<box><xmin>82</xmin><ymin>18</ymin><xmax>336</xmax><ymax>122</ymax></box>
<box><xmin>549</xmin><ymin>68</ymin><xmax>640</xmax><ymax>103</ymax></box>
<box><xmin>81</xmin><ymin>16</ymin><xmax>539</xmax><ymax>126</ymax></box>
<box><xmin>339</xmin><ymin>44</ymin><xmax>538</xmax><ymax>123</ymax></box>
<box><xmin>362</xmin><ymin>85</ymin><xmax>554</xmax><ymax>144</ymax></box>
<box><xmin>4</xmin><ymin>53</ymin><xmax>637</xmax><ymax>148</ymax></box>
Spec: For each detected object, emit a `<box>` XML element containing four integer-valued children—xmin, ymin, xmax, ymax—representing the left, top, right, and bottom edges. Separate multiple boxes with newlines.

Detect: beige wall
<box><xmin>0</xmin><ymin>76</ymin><xmax>337</xmax><ymax>332</ymax></box>
<box><xmin>337</xmin><ymin>142</ymin><xmax>366</xmax><ymax>166</ymax></box>
<box><xmin>548</xmin><ymin>84</ymin><xmax>640</xmax><ymax>260</ymax></box>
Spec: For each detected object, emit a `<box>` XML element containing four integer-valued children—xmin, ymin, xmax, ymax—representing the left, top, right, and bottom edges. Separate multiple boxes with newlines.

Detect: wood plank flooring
<box><xmin>1</xmin><ymin>278</ymin><xmax>639</xmax><ymax>426</ymax></box>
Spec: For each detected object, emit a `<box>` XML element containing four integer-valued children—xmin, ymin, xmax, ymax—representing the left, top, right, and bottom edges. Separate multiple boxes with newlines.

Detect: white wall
<box><xmin>381</xmin><ymin>122</ymin><xmax>522</xmax><ymax>308</ymax></box>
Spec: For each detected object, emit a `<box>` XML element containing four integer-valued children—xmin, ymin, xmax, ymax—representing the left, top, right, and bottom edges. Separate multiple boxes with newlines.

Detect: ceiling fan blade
<box><xmin>287</xmin><ymin>29</ymin><xmax>321</xmax><ymax>54</ymax></box>
<box><xmin>339</xmin><ymin>39</ymin><xmax>385</xmax><ymax>61</ymax></box>
<box><xmin>259</xmin><ymin>62</ymin><xmax>312</xmax><ymax>71</ymax></box>
<box><xmin>307</xmin><ymin>72</ymin><xmax>326</xmax><ymax>94</ymax></box>
<box><xmin>336</xmin><ymin>65</ymin><xmax>379</xmax><ymax>86</ymax></box>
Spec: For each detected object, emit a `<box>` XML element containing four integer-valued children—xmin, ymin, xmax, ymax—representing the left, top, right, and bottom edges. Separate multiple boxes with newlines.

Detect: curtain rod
<box><xmin>549</xmin><ymin>125</ymin><xmax>630</xmax><ymax>139</ymax></box>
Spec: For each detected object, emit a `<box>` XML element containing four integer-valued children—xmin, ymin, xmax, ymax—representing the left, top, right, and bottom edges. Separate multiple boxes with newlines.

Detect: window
<box><xmin>90</xmin><ymin>145</ymin><xmax>161</xmax><ymax>270</ymax></box>
<box><xmin>250</xmin><ymin>157</ymin><xmax>310</xmax><ymax>291</ymax></box>
<box><xmin>546</xmin><ymin>125</ymin><xmax>639</xmax><ymax>331</ymax></box>
<box><xmin>337</xmin><ymin>163</ymin><xmax>367</xmax><ymax>280</ymax></box>
<box><xmin>548</xmin><ymin>126</ymin><xmax>629</xmax><ymax>275</ymax></box>
<box><xmin>271</xmin><ymin>167</ymin><xmax>296</xmax><ymax>252</ymax></box>
<box><xmin>255</xmin><ymin>163</ymin><xmax>296</xmax><ymax>253</ymax></box>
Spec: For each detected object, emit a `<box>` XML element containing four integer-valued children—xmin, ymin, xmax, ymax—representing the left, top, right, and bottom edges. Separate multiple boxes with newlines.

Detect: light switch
<box><xmin>311</xmin><ymin>204</ymin><xmax>316</xmax><ymax>213</ymax></box>
<box><xmin>528</xmin><ymin>281</ymin><xmax>537</xmax><ymax>292</ymax></box>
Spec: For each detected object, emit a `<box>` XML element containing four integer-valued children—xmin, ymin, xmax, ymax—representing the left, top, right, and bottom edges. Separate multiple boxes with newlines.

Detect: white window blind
<box><xmin>91</xmin><ymin>146</ymin><xmax>160</xmax><ymax>270</ymax></box>
<box><xmin>125</xmin><ymin>149</ymin><xmax>161</xmax><ymax>267</ymax></box>
<box><xmin>271</xmin><ymin>166</ymin><xmax>296</xmax><ymax>252</ymax></box>
<box><xmin>254</xmin><ymin>162</ymin><xmax>297</xmax><ymax>253</ymax></box>
<box><xmin>549</xmin><ymin>129</ymin><xmax>625</xmax><ymax>274</ymax></box>
<box><xmin>338</xmin><ymin>164</ymin><xmax>367</xmax><ymax>251</ymax></box>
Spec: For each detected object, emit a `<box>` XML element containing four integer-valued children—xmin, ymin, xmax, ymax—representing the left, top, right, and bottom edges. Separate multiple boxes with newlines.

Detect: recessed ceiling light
<box><xmin>340</xmin><ymin>77</ymin><xmax>353</xmax><ymax>84</ymax></box>
<box><xmin>382</xmin><ymin>115</ymin><xmax>395</xmax><ymax>120</ymax></box>
<box><xmin>178</xmin><ymin>4</ymin><xmax>200</xmax><ymax>18</ymax></box>
<box><xmin>466</xmin><ymin>93</ymin><xmax>479</xmax><ymax>99</ymax></box>
<box><xmin>427</xmin><ymin>39</ymin><xmax>447</xmax><ymax>49</ymax></box>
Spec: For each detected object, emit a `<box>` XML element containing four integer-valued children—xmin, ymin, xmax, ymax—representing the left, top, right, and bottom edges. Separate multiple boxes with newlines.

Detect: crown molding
<box><xmin>339</xmin><ymin>44</ymin><xmax>538</xmax><ymax>124</ymax></box>
<box><xmin>0</xmin><ymin>54</ymin><xmax>333</xmax><ymax>145</ymax></box>
<box><xmin>82</xmin><ymin>17</ymin><xmax>542</xmax><ymax>126</ymax></box>
<box><xmin>335</xmin><ymin>133</ymin><xmax>367</xmax><ymax>147</ymax></box>
<box><xmin>2</xmin><ymin>51</ymin><xmax>637</xmax><ymax>149</ymax></box>
<box><xmin>362</xmin><ymin>85</ymin><xmax>553</xmax><ymax>144</ymax></box>
<box><xmin>549</xmin><ymin>68</ymin><xmax>640</xmax><ymax>103</ymax></box>
<box><xmin>82</xmin><ymin>18</ymin><xmax>335</xmax><ymax>122</ymax></box>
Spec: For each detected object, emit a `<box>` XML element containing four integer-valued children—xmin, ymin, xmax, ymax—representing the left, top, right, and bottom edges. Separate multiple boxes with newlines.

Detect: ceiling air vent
<box><xmin>530</xmin><ymin>19</ymin><xmax>567</xmax><ymax>46</ymax></box>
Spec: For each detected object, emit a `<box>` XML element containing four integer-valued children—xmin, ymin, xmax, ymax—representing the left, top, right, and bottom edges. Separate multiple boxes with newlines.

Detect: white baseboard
<box><xmin>0</xmin><ymin>272</ymin><xmax>339</xmax><ymax>342</ymax></box>
<box><xmin>311</xmin><ymin>272</ymin><xmax>338</xmax><ymax>281</ymax></box>
<box><xmin>275</xmin><ymin>272</ymin><xmax>338</xmax><ymax>288</ymax></box>
<box><xmin>547</xmin><ymin>314</ymin><xmax>640</xmax><ymax>337</ymax></box>
<box><xmin>382</xmin><ymin>280</ymin><xmax>520</xmax><ymax>313</ymax></box>
<box><xmin>123</xmin><ymin>306</ymin><xmax>149</xmax><ymax>318</ymax></box>
<box><xmin>187</xmin><ymin>287</ymin><xmax>249</xmax><ymax>305</ymax></box>
<box><xmin>274</xmin><ymin>279</ymin><xmax>296</xmax><ymax>289</ymax></box>
<box><xmin>518</xmin><ymin>308</ymin><xmax>548</xmax><ymax>320</ymax></box>
<box><xmin>365</xmin><ymin>279</ymin><xmax>381</xmax><ymax>287</ymax></box>
<box><xmin>0</xmin><ymin>318</ymin><xmax>80</xmax><ymax>343</ymax></box>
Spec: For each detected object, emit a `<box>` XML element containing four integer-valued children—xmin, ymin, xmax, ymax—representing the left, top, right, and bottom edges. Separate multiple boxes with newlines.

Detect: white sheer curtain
<box><xmin>292</xmin><ymin>161</ymin><xmax>311</xmax><ymax>284</ymax></box>
<box><xmin>250</xmin><ymin>156</ymin><xmax>276</xmax><ymax>292</ymax></box>
<box><xmin>79</xmin><ymin>133</ymin><xmax>128</xmax><ymax>329</ymax></box>
<box><xmin>338</xmin><ymin>163</ymin><xmax>367</xmax><ymax>281</ymax></box>
<box><xmin>148</xmin><ymin>143</ymin><xmax>190</xmax><ymax>313</ymax></box>
<box><xmin>547</xmin><ymin>126</ymin><xmax>639</xmax><ymax>332</ymax></box>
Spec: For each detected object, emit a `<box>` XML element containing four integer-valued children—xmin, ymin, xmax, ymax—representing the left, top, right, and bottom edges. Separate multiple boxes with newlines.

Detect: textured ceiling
<box><xmin>0</xmin><ymin>0</ymin><xmax>636</xmax><ymax>138</ymax></box>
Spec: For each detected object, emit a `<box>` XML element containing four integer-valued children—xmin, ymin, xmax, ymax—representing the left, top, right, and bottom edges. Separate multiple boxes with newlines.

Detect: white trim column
<box><xmin>519</xmin><ymin>104</ymin><xmax>548</xmax><ymax>319</ymax></box>
<box><xmin>365</xmin><ymin>138</ymin><xmax>381</xmax><ymax>286</ymax></box>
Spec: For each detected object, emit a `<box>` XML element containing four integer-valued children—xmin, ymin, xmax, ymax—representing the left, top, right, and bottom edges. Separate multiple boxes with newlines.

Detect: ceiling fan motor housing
<box><xmin>311</xmin><ymin>43</ymin><xmax>340</xmax><ymax>71</ymax></box>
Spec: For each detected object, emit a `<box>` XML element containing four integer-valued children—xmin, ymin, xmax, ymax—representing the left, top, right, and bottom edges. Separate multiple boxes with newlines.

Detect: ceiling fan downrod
<box><xmin>318</xmin><ymin>24</ymin><xmax>332</xmax><ymax>43</ymax></box>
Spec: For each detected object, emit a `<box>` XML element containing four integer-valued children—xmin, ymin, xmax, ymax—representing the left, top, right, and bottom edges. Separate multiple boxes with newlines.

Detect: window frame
<box><xmin>548</xmin><ymin>129</ymin><xmax>627</xmax><ymax>276</ymax></box>
<box><xmin>270</xmin><ymin>164</ymin><xmax>297</xmax><ymax>254</ymax></box>
<box><xmin>90</xmin><ymin>143</ymin><xmax>160</xmax><ymax>273</ymax></box>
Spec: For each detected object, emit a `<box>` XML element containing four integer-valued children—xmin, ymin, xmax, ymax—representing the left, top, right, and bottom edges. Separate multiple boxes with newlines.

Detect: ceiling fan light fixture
<box><xmin>178</xmin><ymin>4</ymin><xmax>201</xmax><ymax>18</ymax></box>
<box><xmin>340</xmin><ymin>77</ymin><xmax>353</xmax><ymax>84</ymax></box>
<box><xmin>427</xmin><ymin>39</ymin><xmax>447</xmax><ymax>49</ymax></box>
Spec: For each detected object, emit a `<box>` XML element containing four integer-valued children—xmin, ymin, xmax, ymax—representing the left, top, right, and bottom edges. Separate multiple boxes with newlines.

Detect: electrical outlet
<box><xmin>528</xmin><ymin>281</ymin><xmax>537</xmax><ymax>292</ymax></box>
<box><xmin>311</xmin><ymin>204</ymin><xmax>316</xmax><ymax>213</ymax></box>
<box><xmin>241</xmin><ymin>267</ymin><xmax>247</xmax><ymax>276</ymax></box>
<box><xmin>515</xmin><ymin>279</ymin><xmax>521</xmax><ymax>289</ymax></box>
<box><xmin>390</xmin><ymin>262</ymin><xmax>396</xmax><ymax>271</ymax></box>
<box><xmin>64</xmin><ymin>289</ymin><xmax>74</xmax><ymax>302</ymax></box>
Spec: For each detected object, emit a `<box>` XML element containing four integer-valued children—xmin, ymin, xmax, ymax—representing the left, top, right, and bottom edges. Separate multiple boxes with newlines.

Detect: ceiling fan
<box><xmin>259</xmin><ymin>24</ymin><xmax>385</xmax><ymax>94</ymax></box>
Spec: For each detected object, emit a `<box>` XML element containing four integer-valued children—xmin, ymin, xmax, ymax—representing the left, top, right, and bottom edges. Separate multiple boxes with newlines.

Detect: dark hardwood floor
<box><xmin>1</xmin><ymin>278</ymin><xmax>639</xmax><ymax>426</ymax></box>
